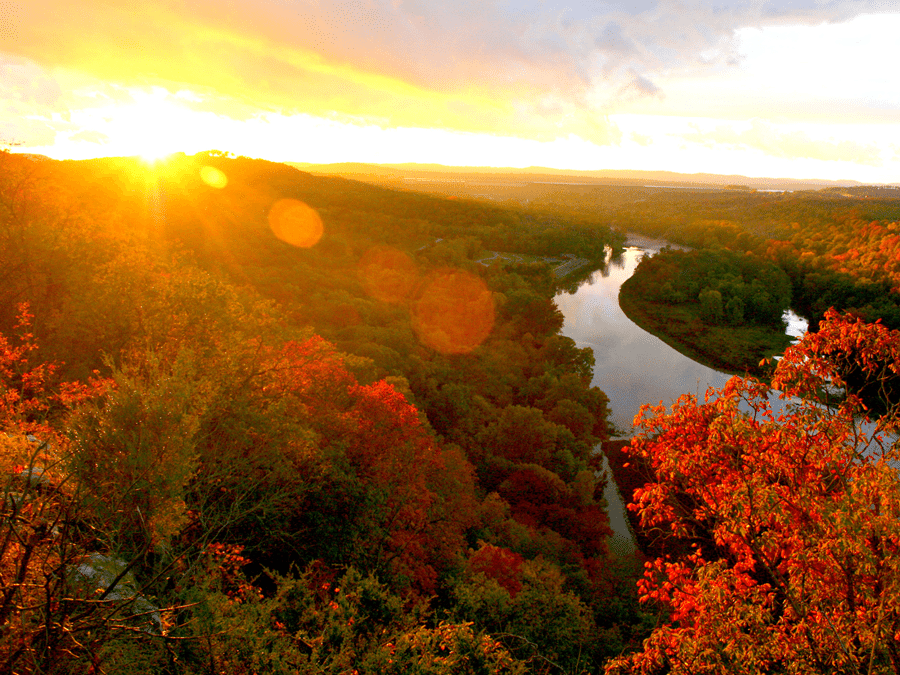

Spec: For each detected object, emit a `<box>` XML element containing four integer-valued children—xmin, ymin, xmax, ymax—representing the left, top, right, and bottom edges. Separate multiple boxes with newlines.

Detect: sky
<box><xmin>1</xmin><ymin>0</ymin><xmax>898</xmax><ymax>182</ymax></box>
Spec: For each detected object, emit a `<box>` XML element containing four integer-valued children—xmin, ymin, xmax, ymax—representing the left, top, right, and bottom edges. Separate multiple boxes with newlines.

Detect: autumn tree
<box><xmin>188</xmin><ymin>335</ymin><xmax>477</xmax><ymax>594</ymax></box>
<box><xmin>0</xmin><ymin>309</ymin><xmax>172</xmax><ymax>673</ymax></box>
<box><xmin>607</xmin><ymin>310</ymin><xmax>900</xmax><ymax>674</ymax></box>
<box><xmin>0</xmin><ymin>152</ymin><xmax>48</xmax><ymax>322</ymax></box>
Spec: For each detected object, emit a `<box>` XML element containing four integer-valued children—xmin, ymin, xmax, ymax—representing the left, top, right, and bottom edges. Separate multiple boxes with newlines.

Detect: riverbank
<box><xmin>618</xmin><ymin>276</ymin><xmax>791</xmax><ymax>377</ymax></box>
<box><xmin>603</xmin><ymin>439</ymin><xmax>696</xmax><ymax>562</ymax></box>
<box><xmin>602</xmin><ymin>440</ymin><xmax>645</xmax><ymax>554</ymax></box>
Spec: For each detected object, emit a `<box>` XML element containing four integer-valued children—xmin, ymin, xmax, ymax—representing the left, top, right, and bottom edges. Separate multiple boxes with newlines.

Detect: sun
<box><xmin>81</xmin><ymin>88</ymin><xmax>211</xmax><ymax>160</ymax></box>
<box><xmin>124</xmin><ymin>96</ymin><xmax>189</xmax><ymax>159</ymax></box>
<box><xmin>138</xmin><ymin>147</ymin><xmax>173</xmax><ymax>163</ymax></box>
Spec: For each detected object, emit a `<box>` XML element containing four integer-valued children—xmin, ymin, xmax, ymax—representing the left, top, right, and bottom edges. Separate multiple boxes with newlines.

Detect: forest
<box><xmin>504</xmin><ymin>182</ymin><xmax>900</xmax><ymax>379</ymax></box>
<box><xmin>321</xmin><ymin>166</ymin><xmax>900</xmax><ymax>341</ymax></box>
<box><xmin>521</xmin><ymin>182</ymin><xmax>900</xmax><ymax>327</ymax></box>
<box><xmin>0</xmin><ymin>150</ymin><xmax>648</xmax><ymax>673</ymax></box>
<box><xmin>2</xmin><ymin>150</ymin><xmax>900</xmax><ymax>674</ymax></box>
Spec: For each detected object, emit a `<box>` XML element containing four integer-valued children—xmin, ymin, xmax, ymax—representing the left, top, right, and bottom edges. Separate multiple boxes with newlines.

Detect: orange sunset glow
<box><xmin>1</xmin><ymin>1</ymin><xmax>898</xmax><ymax>182</ymax></box>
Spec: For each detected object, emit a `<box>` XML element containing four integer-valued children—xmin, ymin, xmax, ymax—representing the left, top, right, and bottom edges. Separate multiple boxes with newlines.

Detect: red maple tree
<box><xmin>607</xmin><ymin>310</ymin><xmax>900</xmax><ymax>674</ymax></box>
<box><xmin>259</xmin><ymin>338</ymin><xmax>477</xmax><ymax>594</ymax></box>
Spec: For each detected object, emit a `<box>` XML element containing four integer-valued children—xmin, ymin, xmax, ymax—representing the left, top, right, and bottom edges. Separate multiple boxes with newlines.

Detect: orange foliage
<box><xmin>608</xmin><ymin>311</ymin><xmax>900</xmax><ymax>674</ymax></box>
<box><xmin>465</xmin><ymin>543</ymin><xmax>525</xmax><ymax>597</ymax></box>
<box><xmin>259</xmin><ymin>338</ymin><xmax>477</xmax><ymax>594</ymax></box>
<box><xmin>0</xmin><ymin>303</ymin><xmax>109</xmax><ymax>434</ymax></box>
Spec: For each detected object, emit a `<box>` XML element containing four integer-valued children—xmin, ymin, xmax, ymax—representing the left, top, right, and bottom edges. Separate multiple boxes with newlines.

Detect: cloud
<box><xmin>69</xmin><ymin>129</ymin><xmax>109</xmax><ymax>144</ymax></box>
<box><xmin>1</xmin><ymin>116</ymin><xmax>55</xmax><ymax>146</ymax></box>
<box><xmin>0</xmin><ymin>56</ymin><xmax>61</xmax><ymax>106</ymax></box>
<box><xmin>618</xmin><ymin>70</ymin><xmax>663</xmax><ymax>101</ymax></box>
<box><xmin>0</xmin><ymin>0</ymin><xmax>893</xmax><ymax>142</ymax></box>
<box><xmin>594</xmin><ymin>22</ymin><xmax>638</xmax><ymax>57</ymax></box>
<box><xmin>629</xmin><ymin>132</ymin><xmax>653</xmax><ymax>147</ymax></box>
<box><xmin>683</xmin><ymin>119</ymin><xmax>885</xmax><ymax>165</ymax></box>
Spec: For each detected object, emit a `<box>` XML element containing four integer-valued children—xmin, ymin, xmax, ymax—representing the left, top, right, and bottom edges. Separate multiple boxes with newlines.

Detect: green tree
<box><xmin>66</xmin><ymin>351</ymin><xmax>205</xmax><ymax>556</ymax></box>
<box><xmin>698</xmin><ymin>287</ymin><xmax>723</xmax><ymax>324</ymax></box>
<box><xmin>725</xmin><ymin>295</ymin><xmax>745</xmax><ymax>325</ymax></box>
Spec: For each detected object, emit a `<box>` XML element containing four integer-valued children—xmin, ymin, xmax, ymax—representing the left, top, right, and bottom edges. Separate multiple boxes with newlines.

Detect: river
<box><xmin>554</xmin><ymin>234</ymin><xmax>807</xmax><ymax>555</ymax></box>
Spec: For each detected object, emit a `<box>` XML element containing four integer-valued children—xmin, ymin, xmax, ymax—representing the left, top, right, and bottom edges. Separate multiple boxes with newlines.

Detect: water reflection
<box><xmin>559</xmin><ymin>244</ymin><xmax>895</xmax><ymax>552</ymax></box>
<box><xmin>558</xmin><ymin>237</ymin><xmax>799</xmax><ymax>552</ymax></box>
<box><xmin>555</xmin><ymin>240</ymin><xmax>732</xmax><ymax>436</ymax></box>
<box><xmin>784</xmin><ymin>309</ymin><xmax>809</xmax><ymax>343</ymax></box>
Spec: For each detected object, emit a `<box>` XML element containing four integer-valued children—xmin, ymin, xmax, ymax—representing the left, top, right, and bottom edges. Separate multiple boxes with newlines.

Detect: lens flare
<box><xmin>412</xmin><ymin>269</ymin><xmax>495</xmax><ymax>354</ymax></box>
<box><xmin>268</xmin><ymin>199</ymin><xmax>324</xmax><ymax>248</ymax></box>
<box><xmin>199</xmin><ymin>165</ymin><xmax>228</xmax><ymax>189</ymax></box>
<box><xmin>358</xmin><ymin>246</ymin><xmax>418</xmax><ymax>304</ymax></box>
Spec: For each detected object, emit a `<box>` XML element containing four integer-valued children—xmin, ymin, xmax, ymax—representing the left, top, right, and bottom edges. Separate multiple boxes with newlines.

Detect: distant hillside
<box><xmin>290</xmin><ymin>161</ymin><xmax>899</xmax><ymax>192</ymax></box>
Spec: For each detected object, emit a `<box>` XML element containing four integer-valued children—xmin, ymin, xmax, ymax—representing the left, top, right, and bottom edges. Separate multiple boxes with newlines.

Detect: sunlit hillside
<box><xmin>0</xmin><ymin>149</ymin><xmax>641</xmax><ymax>672</ymax></box>
<box><xmin>3</xmin><ymin>148</ymin><xmax>900</xmax><ymax>673</ymax></box>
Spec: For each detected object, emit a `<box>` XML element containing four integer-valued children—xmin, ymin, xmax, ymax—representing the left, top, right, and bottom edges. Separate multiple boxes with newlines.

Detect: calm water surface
<box><xmin>556</xmin><ymin>237</ymin><xmax>734</xmax><ymax>436</ymax></box>
<box><xmin>555</xmin><ymin>235</ymin><xmax>808</xmax><ymax>553</ymax></box>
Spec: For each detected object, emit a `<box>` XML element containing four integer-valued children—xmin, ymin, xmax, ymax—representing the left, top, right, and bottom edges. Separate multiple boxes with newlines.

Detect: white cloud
<box><xmin>3</xmin><ymin>1</ymin><xmax>894</xmax><ymax>122</ymax></box>
<box><xmin>69</xmin><ymin>129</ymin><xmax>109</xmax><ymax>144</ymax></box>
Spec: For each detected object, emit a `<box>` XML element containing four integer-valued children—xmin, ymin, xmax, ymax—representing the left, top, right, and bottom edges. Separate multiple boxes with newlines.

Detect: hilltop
<box><xmin>290</xmin><ymin>161</ymin><xmax>898</xmax><ymax>192</ymax></box>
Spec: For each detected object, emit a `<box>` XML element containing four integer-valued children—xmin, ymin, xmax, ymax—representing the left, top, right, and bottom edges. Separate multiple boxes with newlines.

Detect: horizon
<box><xmin>2</xmin><ymin>2</ymin><xmax>898</xmax><ymax>184</ymax></box>
<box><xmin>22</xmin><ymin>152</ymin><xmax>899</xmax><ymax>190</ymax></box>
<box><xmin>16</xmin><ymin>151</ymin><xmax>900</xmax><ymax>189</ymax></box>
<box><xmin>289</xmin><ymin>160</ymin><xmax>900</xmax><ymax>188</ymax></box>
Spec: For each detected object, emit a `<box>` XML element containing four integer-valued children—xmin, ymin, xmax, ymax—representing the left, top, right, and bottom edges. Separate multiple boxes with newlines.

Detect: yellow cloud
<box><xmin>0</xmin><ymin>0</ymin><xmax>632</xmax><ymax>146</ymax></box>
<box><xmin>682</xmin><ymin>120</ymin><xmax>884</xmax><ymax>166</ymax></box>
<box><xmin>6</xmin><ymin>0</ymin><xmax>898</xmax><ymax>183</ymax></box>
<box><xmin>0</xmin><ymin>0</ymin><xmax>549</xmax><ymax>139</ymax></box>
